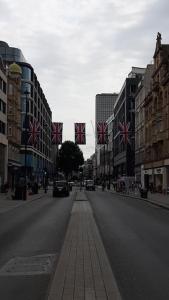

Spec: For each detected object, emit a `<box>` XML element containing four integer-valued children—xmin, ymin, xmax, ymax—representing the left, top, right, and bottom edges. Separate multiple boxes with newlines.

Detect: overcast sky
<box><xmin>0</xmin><ymin>0</ymin><xmax>169</xmax><ymax>159</ymax></box>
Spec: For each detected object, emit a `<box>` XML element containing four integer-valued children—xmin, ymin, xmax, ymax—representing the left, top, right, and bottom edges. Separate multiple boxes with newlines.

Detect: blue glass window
<box><xmin>21</xmin><ymin>66</ymin><xmax>32</xmax><ymax>81</ymax></box>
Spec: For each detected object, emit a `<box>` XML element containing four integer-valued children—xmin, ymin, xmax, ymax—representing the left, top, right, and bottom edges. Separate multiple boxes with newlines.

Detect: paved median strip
<box><xmin>48</xmin><ymin>191</ymin><xmax>121</xmax><ymax>300</ymax></box>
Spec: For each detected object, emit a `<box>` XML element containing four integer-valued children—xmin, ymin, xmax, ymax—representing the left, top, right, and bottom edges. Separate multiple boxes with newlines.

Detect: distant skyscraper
<box><xmin>95</xmin><ymin>93</ymin><xmax>118</xmax><ymax>178</ymax></box>
<box><xmin>95</xmin><ymin>93</ymin><xmax>118</xmax><ymax>145</ymax></box>
<box><xmin>95</xmin><ymin>93</ymin><xmax>118</xmax><ymax>125</ymax></box>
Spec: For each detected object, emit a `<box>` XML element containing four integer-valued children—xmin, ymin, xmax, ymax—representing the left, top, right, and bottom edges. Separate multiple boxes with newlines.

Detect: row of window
<box><xmin>0</xmin><ymin>98</ymin><xmax>6</xmax><ymax>114</ymax></box>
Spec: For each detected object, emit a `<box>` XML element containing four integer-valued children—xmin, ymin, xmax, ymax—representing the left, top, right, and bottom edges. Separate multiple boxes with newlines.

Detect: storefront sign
<box><xmin>143</xmin><ymin>169</ymin><xmax>152</xmax><ymax>175</ymax></box>
<box><xmin>154</xmin><ymin>167</ymin><xmax>164</xmax><ymax>174</ymax></box>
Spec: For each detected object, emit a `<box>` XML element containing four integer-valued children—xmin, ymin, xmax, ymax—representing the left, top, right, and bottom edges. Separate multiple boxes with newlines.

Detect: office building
<box><xmin>0</xmin><ymin>41</ymin><xmax>52</xmax><ymax>182</ymax></box>
<box><xmin>95</xmin><ymin>93</ymin><xmax>118</xmax><ymax>177</ymax></box>
<box><xmin>113</xmin><ymin>67</ymin><xmax>145</xmax><ymax>178</ymax></box>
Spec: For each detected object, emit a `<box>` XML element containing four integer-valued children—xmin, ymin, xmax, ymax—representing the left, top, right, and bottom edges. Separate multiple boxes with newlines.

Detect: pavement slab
<box><xmin>48</xmin><ymin>191</ymin><xmax>121</xmax><ymax>300</ymax></box>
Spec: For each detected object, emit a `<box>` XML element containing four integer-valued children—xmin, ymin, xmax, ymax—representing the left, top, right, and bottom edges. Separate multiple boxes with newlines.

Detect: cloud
<box><xmin>0</xmin><ymin>0</ymin><xmax>169</xmax><ymax>158</ymax></box>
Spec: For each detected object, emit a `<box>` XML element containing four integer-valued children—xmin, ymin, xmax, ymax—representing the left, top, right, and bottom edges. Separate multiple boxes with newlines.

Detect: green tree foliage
<box><xmin>58</xmin><ymin>141</ymin><xmax>84</xmax><ymax>178</ymax></box>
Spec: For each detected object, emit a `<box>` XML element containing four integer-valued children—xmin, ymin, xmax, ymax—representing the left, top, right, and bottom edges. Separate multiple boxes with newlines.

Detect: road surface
<box><xmin>87</xmin><ymin>189</ymin><xmax>169</xmax><ymax>300</ymax></box>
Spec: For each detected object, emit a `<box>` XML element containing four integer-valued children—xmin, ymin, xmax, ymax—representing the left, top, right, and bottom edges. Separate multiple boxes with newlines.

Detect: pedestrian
<box><xmin>102</xmin><ymin>181</ymin><xmax>105</xmax><ymax>191</ymax></box>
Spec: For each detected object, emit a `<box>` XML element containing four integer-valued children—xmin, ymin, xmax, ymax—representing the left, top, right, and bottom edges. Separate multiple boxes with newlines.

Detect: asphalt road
<box><xmin>87</xmin><ymin>189</ymin><xmax>169</xmax><ymax>300</ymax></box>
<box><xmin>0</xmin><ymin>189</ymin><xmax>74</xmax><ymax>300</ymax></box>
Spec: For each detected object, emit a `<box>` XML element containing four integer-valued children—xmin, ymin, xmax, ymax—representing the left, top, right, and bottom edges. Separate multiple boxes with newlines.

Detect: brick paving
<box><xmin>48</xmin><ymin>191</ymin><xmax>121</xmax><ymax>300</ymax></box>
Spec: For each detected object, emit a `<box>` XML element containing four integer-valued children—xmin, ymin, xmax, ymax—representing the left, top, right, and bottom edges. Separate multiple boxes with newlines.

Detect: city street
<box><xmin>87</xmin><ymin>189</ymin><xmax>169</xmax><ymax>300</ymax></box>
<box><xmin>0</xmin><ymin>189</ymin><xmax>74</xmax><ymax>300</ymax></box>
<box><xmin>1</xmin><ymin>188</ymin><xmax>169</xmax><ymax>300</ymax></box>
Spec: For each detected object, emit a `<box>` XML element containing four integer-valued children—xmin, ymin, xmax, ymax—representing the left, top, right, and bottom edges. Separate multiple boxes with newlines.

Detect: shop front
<box><xmin>142</xmin><ymin>166</ymin><xmax>166</xmax><ymax>192</ymax></box>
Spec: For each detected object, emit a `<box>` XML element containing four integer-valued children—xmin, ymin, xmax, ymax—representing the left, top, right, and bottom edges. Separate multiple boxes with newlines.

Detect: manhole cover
<box><xmin>0</xmin><ymin>254</ymin><xmax>57</xmax><ymax>276</ymax></box>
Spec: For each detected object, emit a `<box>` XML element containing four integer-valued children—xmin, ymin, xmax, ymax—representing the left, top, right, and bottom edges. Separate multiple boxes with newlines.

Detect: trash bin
<box><xmin>31</xmin><ymin>182</ymin><xmax>38</xmax><ymax>194</ymax></box>
<box><xmin>140</xmin><ymin>188</ymin><xmax>148</xmax><ymax>199</ymax></box>
<box><xmin>14</xmin><ymin>184</ymin><xmax>26</xmax><ymax>200</ymax></box>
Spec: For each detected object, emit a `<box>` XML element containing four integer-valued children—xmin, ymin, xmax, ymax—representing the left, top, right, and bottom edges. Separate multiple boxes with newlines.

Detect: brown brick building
<box><xmin>7</xmin><ymin>63</ymin><xmax>22</xmax><ymax>189</ymax></box>
<box><xmin>143</xmin><ymin>33</ymin><xmax>169</xmax><ymax>192</ymax></box>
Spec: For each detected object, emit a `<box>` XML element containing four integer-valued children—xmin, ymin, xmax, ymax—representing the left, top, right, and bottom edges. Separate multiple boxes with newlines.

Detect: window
<box><xmin>0</xmin><ymin>120</ymin><xmax>6</xmax><ymax>134</ymax></box>
<box><xmin>21</xmin><ymin>66</ymin><xmax>32</xmax><ymax>81</ymax></box>
<box><xmin>8</xmin><ymin>104</ymin><xmax>12</xmax><ymax>114</ymax></box>
<box><xmin>0</xmin><ymin>77</ymin><xmax>2</xmax><ymax>90</ymax></box>
<box><xmin>8</xmin><ymin>83</ymin><xmax>13</xmax><ymax>95</ymax></box>
<box><xmin>2</xmin><ymin>102</ymin><xmax>6</xmax><ymax>114</ymax></box>
<box><xmin>3</xmin><ymin>81</ymin><xmax>6</xmax><ymax>94</ymax></box>
<box><xmin>8</xmin><ymin>126</ymin><xmax>12</xmax><ymax>136</ymax></box>
<box><xmin>21</xmin><ymin>82</ymin><xmax>31</xmax><ymax>94</ymax></box>
<box><xmin>0</xmin><ymin>99</ymin><xmax>6</xmax><ymax>114</ymax></box>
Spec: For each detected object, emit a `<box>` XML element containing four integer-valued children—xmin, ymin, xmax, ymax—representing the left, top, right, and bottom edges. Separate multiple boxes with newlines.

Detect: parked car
<box><xmin>85</xmin><ymin>180</ymin><xmax>95</xmax><ymax>191</ymax></box>
<box><xmin>53</xmin><ymin>180</ymin><xmax>69</xmax><ymax>197</ymax></box>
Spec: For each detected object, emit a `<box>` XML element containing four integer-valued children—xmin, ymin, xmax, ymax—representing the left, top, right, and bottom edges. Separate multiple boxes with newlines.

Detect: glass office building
<box><xmin>0</xmin><ymin>41</ymin><xmax>52</xmax><ymax>182</ymax></box>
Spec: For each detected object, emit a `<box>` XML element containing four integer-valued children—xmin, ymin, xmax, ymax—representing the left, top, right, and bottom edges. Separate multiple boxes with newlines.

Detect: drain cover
<box><xmin>0</xmin><ymin>254</ymin><xmax>56</xmax><ymax>276</ymax></box>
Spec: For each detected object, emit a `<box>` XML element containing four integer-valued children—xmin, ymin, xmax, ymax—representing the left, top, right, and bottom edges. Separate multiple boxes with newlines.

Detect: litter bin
<box><xmin>31</xmin><ymin>182</ymin><xmax>38</xmax><ymax>194</ymax></box>
<box><xmin>140</xmin><ymin>188</ymin><xmax>148</xmax><ymax>199</ymax></box>
<box><xmin>14</xmin><ymin>184</ymin><xmax>26</xmax><ymax>200</ymax></box>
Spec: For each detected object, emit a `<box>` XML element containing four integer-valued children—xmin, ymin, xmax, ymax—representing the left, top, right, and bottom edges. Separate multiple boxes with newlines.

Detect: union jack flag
<box><xmin>28</xmin><ymin>120</ymin><xmax>40</xmax><ymax>145</ymax></box>
<box><xmin>52</xmin><ymin>122</ymin><xmax>63</xmax><ymax>144</ymax></box>
<box><xmin>97</xmin><ymin>122</ymin><xmax>108</xmax><ymax>144</ymax></box>
<box><xmin>119</xmin><ymin>122</ymin><xmax>130</xmax><ymax>144</ymax></box>
<box><xmin>75</xmin><ymin>123</ymin><xmax>86</xmax><ymax>144</ymax></box>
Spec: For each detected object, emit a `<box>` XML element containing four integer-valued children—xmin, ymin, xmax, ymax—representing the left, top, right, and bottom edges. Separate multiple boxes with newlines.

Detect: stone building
<box><xmin>7</xmin><ymin>63</ymin><xmax>22</xmax><ymax>189</ymax></box>
<box><xmin>143</xmin><ymin>33</ymin><xmax>169</xmax><ymax>192</ymax></box>
<box><xmin>135</xmin><ymin>64</ymin><xmax>154</xmax><ymax>184</ymax></box>
<box><xmin>0</xmin><ymin>57</ymin><xmax>8</xmax><ymax>187</ymax></box>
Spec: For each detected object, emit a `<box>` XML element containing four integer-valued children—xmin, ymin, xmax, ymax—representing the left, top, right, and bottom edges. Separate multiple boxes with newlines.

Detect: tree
<box><xmin>58</xmin><ymin>141</ymin><xmax>84</xmax><ymax>178</ymax></box>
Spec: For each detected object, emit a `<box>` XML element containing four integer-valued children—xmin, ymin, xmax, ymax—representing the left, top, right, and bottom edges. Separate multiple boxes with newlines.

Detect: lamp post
<box><xmin>24</xmin><ymin>89</ymin><xmax>30</xmax><ymax>200</ymax></box>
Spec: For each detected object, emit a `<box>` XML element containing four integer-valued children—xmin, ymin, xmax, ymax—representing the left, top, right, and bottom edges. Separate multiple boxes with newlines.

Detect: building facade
<box><xmin>95</xmin><ymin>93</ymin><xmax>118</xmax><ymax>178</ymax></box>
<box><xmin>143</xmin><ymin>33</ymin><xmax>169</xmax><ymax>192</ymax></box>
<box><xmin>7</xmin><ymin>63</ymin><xmax>22</xmax><ymax>189</ymax></box>
<box><xmin>0</xmin><ymin>57</ymin><xmax>8</xmax><ymax>187</ymax></box>
<box><xmin>135</xmin><ymin>64</ymin><xmax>154</xmax><ymax>184</ymax></box>
<box><xmin>0</xmin><ymin>41</ymin><xmax>52</xmax><ymax>183</ymax></box>
<box><xmin>113</xmin><ymin>67</ymin><xmax>145</xmax><ymax>179</ymax></box>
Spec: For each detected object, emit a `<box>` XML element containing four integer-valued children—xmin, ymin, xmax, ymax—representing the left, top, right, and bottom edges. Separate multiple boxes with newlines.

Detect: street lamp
<box><xmin>23</xmin><ymin>89</ymin><xmax>30</xmax><ymax>200</ymax></box>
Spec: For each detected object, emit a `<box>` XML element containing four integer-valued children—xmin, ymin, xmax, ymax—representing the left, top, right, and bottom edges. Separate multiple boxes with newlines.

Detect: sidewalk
<box><xmin>109</xmin><ymin>187</ymin><xmax>169</xmax><ymax>210</ymax></box>
<box><xmin>48</xmin><ymin>191</ymin><xmax>121</xmax><ymax>300</ymax></box>
<box><xmin>0</xmin><ymin>188</ymin><xmax>46</xmax><ymax>214</ymax></box>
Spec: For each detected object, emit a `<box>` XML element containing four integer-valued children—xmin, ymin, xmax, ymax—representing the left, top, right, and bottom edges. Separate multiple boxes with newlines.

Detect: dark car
<box><xmin>85</xmin><ymin>180</ymin><xmax>95</xmax><ymax>191</ymax></box>
<box><xmin>53</xmin><ymin>180</ymin><xmax>69</xmax><ymax>197</ymax></box>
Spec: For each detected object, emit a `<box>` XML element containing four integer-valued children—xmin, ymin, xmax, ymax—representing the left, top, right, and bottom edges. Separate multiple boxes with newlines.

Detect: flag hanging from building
<box><xmin>52</xmin><ymin>122</ymin><xmax>63</xmax><ymax>144</ymax></box>
<box><xmin>97</xmin><ymin>122</ymin><xmax>108</xmax><ymax>144</ymax></box>
<box><xmin>75</xmin><ymin>123</ymin><xmax>86</xmax><ymax>144</ymax></box>
<box><xmin>28</xmin><ymin>120</ymin><xmax>41</xmax><ymax>145</ymax></box>
<box><xmin>119</xmin><ymin>122</ymin><xmax>130</xmax><ymax>144</ymax></box>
